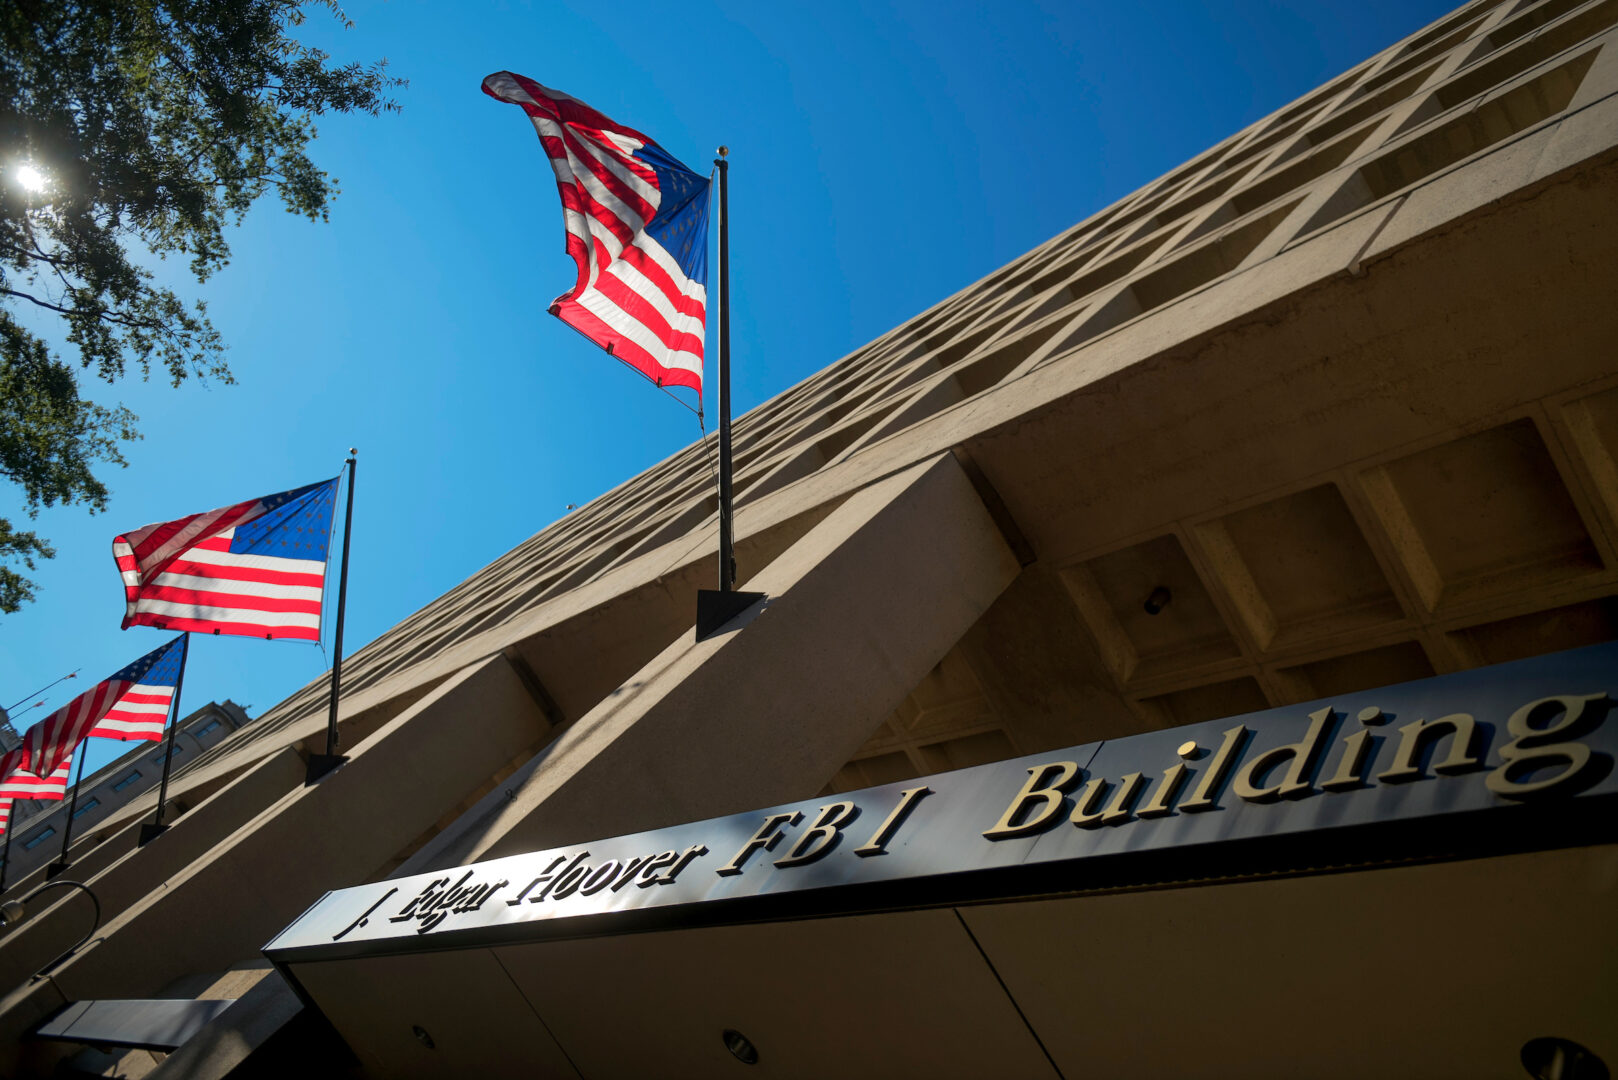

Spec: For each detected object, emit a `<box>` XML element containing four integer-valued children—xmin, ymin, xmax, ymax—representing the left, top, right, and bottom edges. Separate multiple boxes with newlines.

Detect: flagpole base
<box><xmin>137</xmin><ymin>824</ymin><xmax>169</xmax><ymax>847</ymax></box>
<box><xmin>44</xmin><ymin>859</ymin><xmax>73</xmax><ymax>880</ymax></box>
<box><xmin>305</xmin><ymin>754</ymin><xmax>349</xmax><ymax>785</ymax></box>
<box><xmin>695</xmin><ymin>590</ymin><xmax>766</xmax><ymax>641</ymax></box>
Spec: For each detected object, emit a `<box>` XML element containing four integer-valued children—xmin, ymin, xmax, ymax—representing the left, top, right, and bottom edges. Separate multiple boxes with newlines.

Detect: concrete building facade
<box><xmin>0</xmin><ymin>0</ymin><xmax>1615</xmax><ymax>1074</ymax></box>
<box><xmin>0</xmin><ymin>702</ymin><xmax>252</xmax><ymax>888</ymax></box>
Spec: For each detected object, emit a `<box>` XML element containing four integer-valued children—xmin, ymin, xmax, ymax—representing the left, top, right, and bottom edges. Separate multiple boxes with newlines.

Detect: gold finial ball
<box><xmin>717</xmin><ymin>145</ymin><xmax>729</xmax><ymax>157</ymax></box>
<box><xmin>348</xmin><ymin>447</ymin><xmax>358</xmax><ymax>455</ymax></box>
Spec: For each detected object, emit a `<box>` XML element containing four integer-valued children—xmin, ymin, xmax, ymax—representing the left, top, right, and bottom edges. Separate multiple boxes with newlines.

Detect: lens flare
<box><xmin>15</xmin><ymin>164</ymin><xmax>46</xmax><ymax>192</ymax></box>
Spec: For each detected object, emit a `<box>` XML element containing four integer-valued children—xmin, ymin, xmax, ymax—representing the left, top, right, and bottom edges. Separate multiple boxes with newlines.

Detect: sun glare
<box><xmin>15</xmin><ymin>164</ymin><xmax>46</xmax><ymax>193</ymax></box>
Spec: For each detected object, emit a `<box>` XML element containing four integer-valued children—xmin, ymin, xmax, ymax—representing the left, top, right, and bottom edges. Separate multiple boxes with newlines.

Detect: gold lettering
<box><xmin>1377</xmin><ymin>713</ymin><xmax>1480</xmax><ymax>783</ymax></box>
<box><xmin>1069</xmin><ymin>778</ymin><xmax>1111</xmax><ymax>827</ymax></box>
<box><xmin>716</xmin><ymin>812</ymin><xmax>802</xmax><ymax>876</ymax></box>
<box><xmin>1487</xmin><ymin>692</ymin><xmax>1608</xmax><ymax>801</ymax></box>
<box><xmin>775</xmin><ymin>801</ymin><xmax>859</xmax><ymax>867</ymax></box>
<box><xmin>1178</xmin><ymin>725</ymin><xmax>1247</xmax><ymax>813</ymax></box>
<box><xmin>1322</xmin><ymin>707</ymin><xmax>1387</xmax><ymax>792</ymax></box>
<box><xmin>853</xmin><ymin>786</ymin><xmax>932</xmax><ymax>857</ymax></box>
<box><xmin>1137</xmin><ymin>763</ymin><xmax>1189</xmax><ymax>819</ymax></box>
<box><xmin>1100</xmin><ymin>772</ymin><xmax>1144</xmax><ymax>824</ymax></box>
<box><xmin>983</xmin><ymin>761</ymin><xmax>1079</xmax><ymax>839</ymax></box>
<box><xmin>1072</xmin><ymin>774</ymin><xmax>1145</xmax><ymax>826</ymax></box>
<box><xmin>1233</xmin><ymin>708</ymin><xmax>1333</xmax><ymax>803</ymax></box>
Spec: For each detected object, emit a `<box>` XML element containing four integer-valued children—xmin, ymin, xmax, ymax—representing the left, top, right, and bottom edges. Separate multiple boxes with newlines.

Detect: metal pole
<box><xmin>307</xmin><ymin>454</ymin><xmax>356</xmax><ymax>783</ymax></box>
<box><xmin>139</xmin><ymin>633</ymin><xmax>190</xmax><ymax>845</ymax></box>
<box><xmin>5</xmin><ymin>670</ymin><xmax>78</xmax><ymax>714</ymax></box>
<box><xmin>692</xmin><ymin>149</ymin><xmax>764</xmax><ymax>641</ymax></box>
<box><xmin>327</xmin><ymin>453</ymin><xmax>357</xmax><ymax>753</ymax></box>
<box><xmin>715</xmin><ymin>150</ymin><xmax>735</xmax><ymax>593</ymax></box>
<box><xmin>46</xmin><ymin>750</ymin><xmax>88</xmax><ymax>876</ymax></box>
<box><xmin>0</xmin><ymin>808</ymin><xmax>13</xmax><ymax>892</ymax></box>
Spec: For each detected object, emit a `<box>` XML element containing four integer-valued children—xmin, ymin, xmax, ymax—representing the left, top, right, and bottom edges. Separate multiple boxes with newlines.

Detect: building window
<box><xmin>149</xmin><ymin>744</ymin><xmax>183</xmax><ymax>767</ymax></box>
<box><xmin>112</xmin><ymin>771</ymin><xmax>142</xmax><ymax>792</ymax></box>
<box><xmin>193</xmin><ymin>718</ymin><xmax>222</xmax><ymax>738</ymax></box>
<box><xmin>72</xmin><ymin>797</ymin><xmax>100</xmax><ymax>820</ymax></box>
<box><xmin>21</xmin><ymin>827</ymin><xmax>54</xmax><ymax>851</ymax></box>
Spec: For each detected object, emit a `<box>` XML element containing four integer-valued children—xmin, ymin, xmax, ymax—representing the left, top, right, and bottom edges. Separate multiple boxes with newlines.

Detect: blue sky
<box><xmin>2</xmin><ymin>0</ymin><xmax>1458</xmax><ymax>778</ymax></box>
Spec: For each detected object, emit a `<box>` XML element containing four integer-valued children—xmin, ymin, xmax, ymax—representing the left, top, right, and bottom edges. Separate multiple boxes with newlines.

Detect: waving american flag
<box><xmin>114</xmin><ymin>478</ymin><xmax>339</xmax><ymax>641</ymax></box>
<box><xmin>0</xmin><ymin>755</ymin><xmax>72</xmax><ymax>800</ymax></box>
<box><xmin>483</xmin><ymin>72</ymin><xmax>711</xmax><ymax>396</ymax></box>
<box><xmin>0</xmin><ymin>635</ymin><xmax>186</xmax><ymax>782</ymax></box>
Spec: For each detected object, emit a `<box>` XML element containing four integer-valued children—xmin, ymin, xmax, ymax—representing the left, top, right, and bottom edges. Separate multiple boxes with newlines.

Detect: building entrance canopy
<box><xmin>266</xmin><ymin>641</ymin><xmax>1617</xmax><ymax>965</ymax></box>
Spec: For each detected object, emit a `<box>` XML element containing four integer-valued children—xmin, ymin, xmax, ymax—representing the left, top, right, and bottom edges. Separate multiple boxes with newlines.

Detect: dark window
<box><xmin>112</xmin><ymin>771</ymin><xmax>142</xmax><ymax>792</ymax></box>
<box><xmin>21</xmin><ymin>827</ymin><xmax>54</xmax><ymax>851</ymax></box>
<box><xmin>193</xmin><ymin>718</ymin><xmax>222</xmax><ymax>738</ymax></box>
<box><xmin>72</xmin><ymin>797</ymin><xmax>100</xmax><ymax>819</ymax></box>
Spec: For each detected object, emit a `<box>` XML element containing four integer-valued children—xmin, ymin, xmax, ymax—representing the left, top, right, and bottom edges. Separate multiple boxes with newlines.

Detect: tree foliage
<box><xmin>0</xmin><ymin>0</ymin><xmax>401</xmax><ymax>612</ymax></box>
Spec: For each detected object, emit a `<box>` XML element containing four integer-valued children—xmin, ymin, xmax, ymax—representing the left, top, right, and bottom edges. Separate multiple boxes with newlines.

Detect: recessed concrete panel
<box><xmin>1068</xmin><ymin>533</ymin><xmax>1241</xmax><ymax>675</ymax></box>
<box><xmin>1139</xmin><ymin>675</ymin><xmax>1270</xmax><ymax>727</ymax></box>
<box><xmin>1372</xmin><ymin>419</ymin><xmax>1602</xmax><ymax>605</ymax></box>
<box><xmin>1208</xmin><ymin>483</ymin><xmax>1403</xmax><ymax>645</ymax></box>
<box><xmin>1274</xmin><ymin>639</ymin><xmax>1436</xmax><ymax>702</ymax></box>
<box><xmin>1451</xmin><ymin>596</ymin><xmax>1618</xmax><ymax>666</ymax></box>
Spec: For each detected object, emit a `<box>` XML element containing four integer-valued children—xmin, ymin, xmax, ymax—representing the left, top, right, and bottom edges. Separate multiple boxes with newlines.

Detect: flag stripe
<box><xmin>0</xmin><ymin>757</ymin><xmax>72</xmax><ymax>799</ymax></box>
<box><xmin>148</xmin><ymin>571</ymin><xmax>325</xmax><ymax>602</ymax></box>
<box><xmin>135</xmin><ymin>584</ymin><xmax>323</xmax><ymax>615</ymax></box>
<box><xmin>121</xmin><ymin>611</ymin><xmax>320</xmax><ymax>641</ymax></box>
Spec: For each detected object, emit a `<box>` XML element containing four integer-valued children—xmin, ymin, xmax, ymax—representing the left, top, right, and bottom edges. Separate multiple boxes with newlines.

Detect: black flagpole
<box><xmin>0</xmin><ymin>806</ymin><xmax>14</xmax><ymax>892</ymax></box>
<box><xmin>696</xmin><ymin>147</ymin><xmax>764</xmax><ymax>639</ymax></box>
<box><xmin>307</xmin><ymin>451</ymin><xmax>356</xmax><ymax>784</ymax></box>
<box><xmin>138</xmin><ymin>632</ymin><xmax>190</xmax><ymax>846</ymax></box>
<box><xmin>45</xmin><ymin>749</ymin><xmax>89</xmax><ymax>879</ymax></box>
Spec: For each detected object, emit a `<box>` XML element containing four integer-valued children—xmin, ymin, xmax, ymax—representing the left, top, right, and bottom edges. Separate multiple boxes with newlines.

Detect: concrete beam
<box><xmin>401</xmin><ymin>452</ymin><xmax>1022</xmax><ymax>870</ymax></box>
<box><xmin>0</xmin><ymin>747</ymin><xmax>306</xmax><ymax>998</ymax></box>
<box><xmin>0</xmin><ymin>652</ymin><xmax>548</xmax><ymax>1075</ymax></box>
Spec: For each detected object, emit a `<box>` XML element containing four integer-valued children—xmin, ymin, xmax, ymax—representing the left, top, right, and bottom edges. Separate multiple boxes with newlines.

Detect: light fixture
<box><xmin>411</xmin><ymin>1025</ymin><xmax>436</xmax><ymax>1050</ymax></box>
<box><xmin>0</xmin><ymin>879</ymin><xmax>102</xmax><ymax>979</ymax></box>
<box><xmin>1143</xmin><ymin>586</ymin><xmax>1172</xmax><ymax>615</ymax></box>
<box><xmin>1520</xmin><ymin>1036</ymin><xmax>1607</xmax><ymax>1080</ymax></box>
<box><xmin>722</xmin><ymin>1029</ymin><xmax>759</xmax><ymax>1065</ymax></box>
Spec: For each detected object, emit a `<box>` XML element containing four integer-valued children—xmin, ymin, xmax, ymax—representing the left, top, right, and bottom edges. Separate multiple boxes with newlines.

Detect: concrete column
<box><xmin>402</xmin><ymin>452</ymin><xmax>1022</xmax><ymax>871</ymax></box>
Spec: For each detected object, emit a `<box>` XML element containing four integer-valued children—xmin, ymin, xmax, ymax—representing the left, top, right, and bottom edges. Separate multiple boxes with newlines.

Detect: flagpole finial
<box><xmin>717</xmin><ymin>145</ymin><xmax>728</xmax><ymax>158</ymax></box>
<box><xmin>348</xmin><ymin>447</ymin><xmax>357</xmax><ymax>456</ymax></box>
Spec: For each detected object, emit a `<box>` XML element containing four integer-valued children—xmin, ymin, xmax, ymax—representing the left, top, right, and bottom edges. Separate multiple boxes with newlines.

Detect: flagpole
<box><xmin>307</xmin><ymin>451</ymin><xmax>356</xmax><ymax>784</ymax></box>
<box><xmin>45</xmin><ymin>751</ymin><xmax>89</xmax><ymax>879</ymax></box>
<box><xmin>695</xmin><ymin>147</ymin><xmax>764</xmax><ymax>639</ymax></box>
<box><xmin>138</xmin><ymin>632</ymin><xmax>190</xmax><ymax>846</ymax></box>
<box><xmin>5</xmin><ymin>670</ymin><xmax>78</xmax><ymax>715</ymax></box>
<box><xmin>0</xmin><ymin>806</ymin><xmax>13</xmax><ymax>893</ymax></box>
<box><xmin>716</xmin><ymin>148</ymin><xmax>736</xmax><ymax>594</ymax></box>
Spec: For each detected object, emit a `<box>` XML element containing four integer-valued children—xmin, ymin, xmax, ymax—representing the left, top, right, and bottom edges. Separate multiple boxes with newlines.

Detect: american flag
<box><xmin>0</xmin><ymin>755</ymin><xmax>71</xmax><ymax>800</ymax></box>
<box><xmin>113</xmin><ymin>478</ymin><xmax>339</xmax><ymax>641</ymax></box>
<box><xmin>483</xmin><ymin>72</ymin><xmax>711</xmax><ymax>396</ymax></box>
<box><xmin>0</xmin><ymin>636</ymin><xmax>186</xmax><ymax>781</ymax></box>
